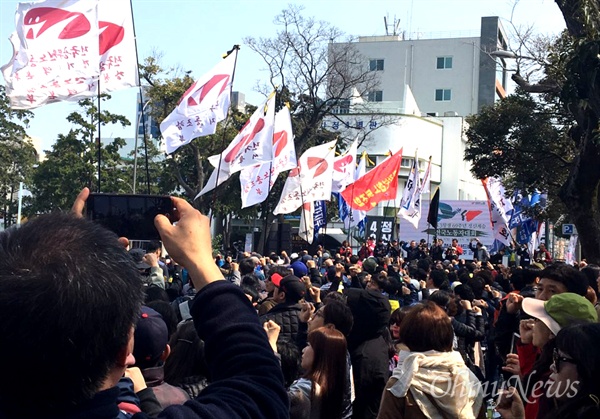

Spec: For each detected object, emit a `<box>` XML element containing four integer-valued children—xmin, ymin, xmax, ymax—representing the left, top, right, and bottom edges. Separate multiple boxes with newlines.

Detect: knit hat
<box><xmin>133</xmin><ymin>306</ymin><xmax>168</xmax><ymax>369</ymax></box>
<box><xmin>522</xmin><ymin>293</ymin><xmax>598</xmax><ymax>335</ymax></box>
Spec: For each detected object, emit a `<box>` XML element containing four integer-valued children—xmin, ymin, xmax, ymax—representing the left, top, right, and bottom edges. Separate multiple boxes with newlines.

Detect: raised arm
<box><xmin>155</xmin><ymin>198</ymin><xmax>288</xmax><ymax>419</ymax></box>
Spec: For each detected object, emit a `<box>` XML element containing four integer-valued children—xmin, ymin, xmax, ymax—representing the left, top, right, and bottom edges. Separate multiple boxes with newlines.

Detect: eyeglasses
<box><xmin>553</xmin><ymin>348</ymin><xmax>577</xmax><ymax>372</ymax></box>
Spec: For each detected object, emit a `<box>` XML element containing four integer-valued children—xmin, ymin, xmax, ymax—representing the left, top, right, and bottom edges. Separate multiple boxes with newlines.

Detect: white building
<box><xmin>323</xmin><ymin>104</ymin><xmax>484</xmax><ymax>205</ymax></box>
<box><xmin>324</xmin><ymin>16</ymin><xmax>510</xmax><ymax>205</ymax></box>
<box><xmin>340</xmin><ymin>16</ymin><xmax>509</xmax><ymax>116</ymax></box>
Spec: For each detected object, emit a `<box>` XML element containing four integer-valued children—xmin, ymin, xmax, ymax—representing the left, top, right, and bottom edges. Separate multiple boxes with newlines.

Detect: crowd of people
<box><xmin>1</xmin><ymin>188</ymin><xmax>600</xmax><ymax>419</ymax></box>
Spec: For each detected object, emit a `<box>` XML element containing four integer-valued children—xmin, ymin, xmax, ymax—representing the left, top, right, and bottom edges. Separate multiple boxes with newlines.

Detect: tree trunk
<box><xmin>559</xmin><ymin>118</ymin><xmax>600</xmax><ymax>263</ymax></box>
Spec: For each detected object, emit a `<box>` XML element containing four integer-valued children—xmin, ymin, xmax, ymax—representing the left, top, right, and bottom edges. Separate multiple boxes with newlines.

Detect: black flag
<box><xmin>427</xmin><ymin>188</ymin><xmax>440</xmax><ymax>229</ymax></box>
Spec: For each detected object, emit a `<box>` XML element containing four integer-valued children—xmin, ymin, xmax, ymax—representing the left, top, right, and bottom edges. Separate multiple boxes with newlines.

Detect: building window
<box><xmin>435</xmin><ymin>89</ymin><xmax>451</xmax><ymax>101</ymax></box>
<box><xmin>369</xmin><ymin>59</ymin><xmax>384</xmax><ymax>71</ymax></box>
<box><xmin>331</xmin><ymin>99</ymin><xmax>350</xmax><ymax>114</ymax></box>
<box><xmin>367</xmin><ymin>91</ymin><xmax>383</xmax><ymax>102</ymax></box>
<box><xmin>436</xmin><ymin>56</ymin><xmax>453</xmax><ymax>69</ymax></box>
<box><xmin>401</xmin><ymin>158</ymin><xmax>413</xmax><ymax>168</ymax></box>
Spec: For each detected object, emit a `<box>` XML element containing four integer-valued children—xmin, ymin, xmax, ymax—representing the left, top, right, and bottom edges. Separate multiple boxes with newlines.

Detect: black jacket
<box><xmin>259</xmin><ymin>302</ymin><xmax>303</xmax><ymax>348</ymax></box>
<box><xmin>345</xmin><ymin>288</ymin><xmax>391</xmax><ymax>419</ymax></box>
<box><xmin>452</xmin><ymin>309</ymin><xmax>486</xmax><ymax>362</ymax></box>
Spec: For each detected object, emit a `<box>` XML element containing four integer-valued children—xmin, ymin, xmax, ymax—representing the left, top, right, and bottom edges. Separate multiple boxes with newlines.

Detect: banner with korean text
<box><xmin>397</xmin><ymin>199</ymin><xmax>493</xmax><ymax>260</ymax></box>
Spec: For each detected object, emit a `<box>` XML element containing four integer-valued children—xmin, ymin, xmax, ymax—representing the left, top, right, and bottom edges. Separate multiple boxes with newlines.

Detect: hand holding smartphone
<box><xmin>86</xmin><ymin>193</ymin><xmax>176</xmax><ymax>240</ymax></box>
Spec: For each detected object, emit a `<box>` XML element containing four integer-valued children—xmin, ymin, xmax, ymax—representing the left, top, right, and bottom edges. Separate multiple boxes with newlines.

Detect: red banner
<box><xmin>341</xmin><ymin>149</ymin><xmax>403</xmax><ymax>210</ymax></box>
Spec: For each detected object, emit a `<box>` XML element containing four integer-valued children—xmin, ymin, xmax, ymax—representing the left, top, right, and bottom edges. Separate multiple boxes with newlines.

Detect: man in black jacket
<box><xmin>401</xmin><ymin>240</ymin><xmax>421</xmax><ymax>262</ymax></box>
<box><xmin>0</xmin><ymin>189</ymin><xmax>288</xmax><ymax>419</ymax></box>
<box><xmin>326</xmin><ymin>270</ymin><xmax>391</xmax><ymax>419</ymax></box>
<box><xmin>259</xmin><ymin>274</ymin><xmax>306</xmax><ymax>347</ymax></box>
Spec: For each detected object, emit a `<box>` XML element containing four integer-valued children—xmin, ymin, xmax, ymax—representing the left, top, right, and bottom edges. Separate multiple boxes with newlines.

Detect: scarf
<box><xmin>388</xmin><ymin>349</ymin><xmax>483</xmax><ymax>419</ymax></box>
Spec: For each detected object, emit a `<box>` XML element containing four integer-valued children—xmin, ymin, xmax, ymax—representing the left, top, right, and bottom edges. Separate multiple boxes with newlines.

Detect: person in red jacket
<box><xmin>534</xmin><ymin>243</ymin><xmax>553</xmax><ymax>264</ymax></box>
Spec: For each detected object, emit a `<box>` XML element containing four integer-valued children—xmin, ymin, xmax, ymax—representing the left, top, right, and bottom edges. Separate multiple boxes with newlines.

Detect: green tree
<box><xmin>30</xmin><ymin>95</ymin><xmax>130</xmax><ymax>212</ymax></box>
<box><xmin>465</xmin><ymin>0</ymin><xmax>600</xmax><ymax>262</ymax></box>
<box><xmin>465</xmin><ymin>89</ymin><xmax>570</xmax><ymax>220</ymax></box>
<box><xmin>0</xmin><ymin>85</ymin><xmax>36</xmax><ymax>227</ymax></box>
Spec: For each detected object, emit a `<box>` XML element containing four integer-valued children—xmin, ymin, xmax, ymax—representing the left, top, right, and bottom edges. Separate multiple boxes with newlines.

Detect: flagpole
<box><xmin>427</xmin><ymin>157</ymin><xmax>432</xmax><ymax>247</ymax></box>
<box><xmin>97</xmin><ymin>80</ymin><xmax>102</xmax><ymax>193</ymax></box>
<box><xmin>427</xmin><ymin>187</ymin><xmax>431</xmax><ymax>246</ymax></box>
<box><xmin>209</xmin><ymin>46</ymin><xmax>240</xmax><ymax>209</ymax></box>
<box><xmin>346</xmin><ymin>150</ymin><xmax>365</xmax><ymax>245</ymax></box>
<box><xmin>298</xmin><ymin>164</ymin><xmax>309</xmax><ymax>244</ymax></box>
<box><xmin>323</xmin><ymin>201</ymin><xmax>327</xmax><ymax>247</ymax></box>
<box><xmin>129</xmin><ymin>0</ymin><xmax>151</xmax><ymax>193</ymax></box>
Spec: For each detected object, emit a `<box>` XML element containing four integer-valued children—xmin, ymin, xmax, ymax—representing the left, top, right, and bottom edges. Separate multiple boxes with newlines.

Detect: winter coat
<box><xmin>259</xmin><ymin>302</ymin><xmax>303</xmax><ymax>347</ymax></box>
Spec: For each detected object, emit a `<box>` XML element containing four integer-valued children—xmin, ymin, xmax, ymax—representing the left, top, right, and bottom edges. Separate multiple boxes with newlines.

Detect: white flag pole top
<box><xmin>240</xmin><ymin>106</ymin><xmax>296</xmax><ymax>208</ymax></box>
<box><xmin>2</xmin><ymin>0</ymin><xmax>101</xmax><ymax>109</ymax></box>
<box><xmin>274</xmin><ymin>139</ymin><xmax>337</xmax><ymax>215</ymax></box>
<box><xmin>482</xmin><ymin>177</ymin><xmax>514</xmax><ymax>246</ymax></box>
<box><xmin>161</xmin><ymin>49</ymin><xmax>237</xmax><ymax>154</ymax></box>
<box><xmin>331</xmin><ymin>137</ymin><xmax>358</xmax><ymax>193</ymax></box>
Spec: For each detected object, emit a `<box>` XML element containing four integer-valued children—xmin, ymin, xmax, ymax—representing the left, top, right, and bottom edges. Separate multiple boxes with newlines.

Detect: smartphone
<box><xmin>86</xmin><ymin>193</ymin><xmax>175</xmax><ymax>240</ymax></box>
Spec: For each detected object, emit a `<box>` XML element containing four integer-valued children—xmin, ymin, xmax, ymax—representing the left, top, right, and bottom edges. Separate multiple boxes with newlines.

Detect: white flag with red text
<box><xmin>398</xmin><ymin>156</ymin><xmax>431</xmax><ymax>228</ymax></box>
<box><xmin>196</xmin><ymin>94</ymin><xmax>276</xmax><ymax>198</ymax></box>
<box><xmin>331</xmin><ymin>138</ymin><xmax>358</xmax><ymax>193</ymax></box>
<box><xmin>2</xmin><ymin>0</ymin><xmax>101</xmax><ymax>109</ymax></box>
<box><xmin>482</xmin><ymin>177</ymin><xmax>514</xmax><ymax>246</ymax></box>
<box><xmin>344</xmin><ymin>154</ymin><xmax>367</xmax><ymax>228</ymax></box>
<box><xmin>240</xmin><ymin>106</ymin><xmax>296</xmax><ymax>208</ymax></box>
<box><xmin>98</xmin><ymin>0</ymin><xmax>138</xmax><ymax>92</ymax></box>
<box><xmin>1</xmin><ymin>0</ymin><xmax>138</xmax><ymax>109</ymax></box>
<box><xmin>273</xmin><ymin>140</ymin><xmax>337</xmax><ymax>215</ymax></box>
<box><xmin>161</xmin><ymin>50</ymin><xmax>237</xmax><ymax>154</ymax></box>
<box><xmin>194</xmin><ymin>165</ymin><xmax>229</xmax><ymax>200</ymax></box>
<box><xmin>208</xmin><ymin>94</ymin><xmax>275</xmax><ymax>174</ymax></box>
<box><xmin>398</xmin><ymin>151</ymin><xmax>420</xmax><ymax>225</ymax></box>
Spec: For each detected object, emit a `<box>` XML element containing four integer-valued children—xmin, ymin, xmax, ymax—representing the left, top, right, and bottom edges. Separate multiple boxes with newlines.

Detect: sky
<box><xmin>0</xmin><ymin>0</ymin><xmax>566</xmax><ymax>153</ymax></box>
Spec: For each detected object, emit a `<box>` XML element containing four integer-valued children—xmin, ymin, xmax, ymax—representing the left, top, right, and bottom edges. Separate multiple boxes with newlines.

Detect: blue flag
<box><xmin>314</xmin><ymin>201</ymin><xmax>327</xmax><ymax>238</ymax></box>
